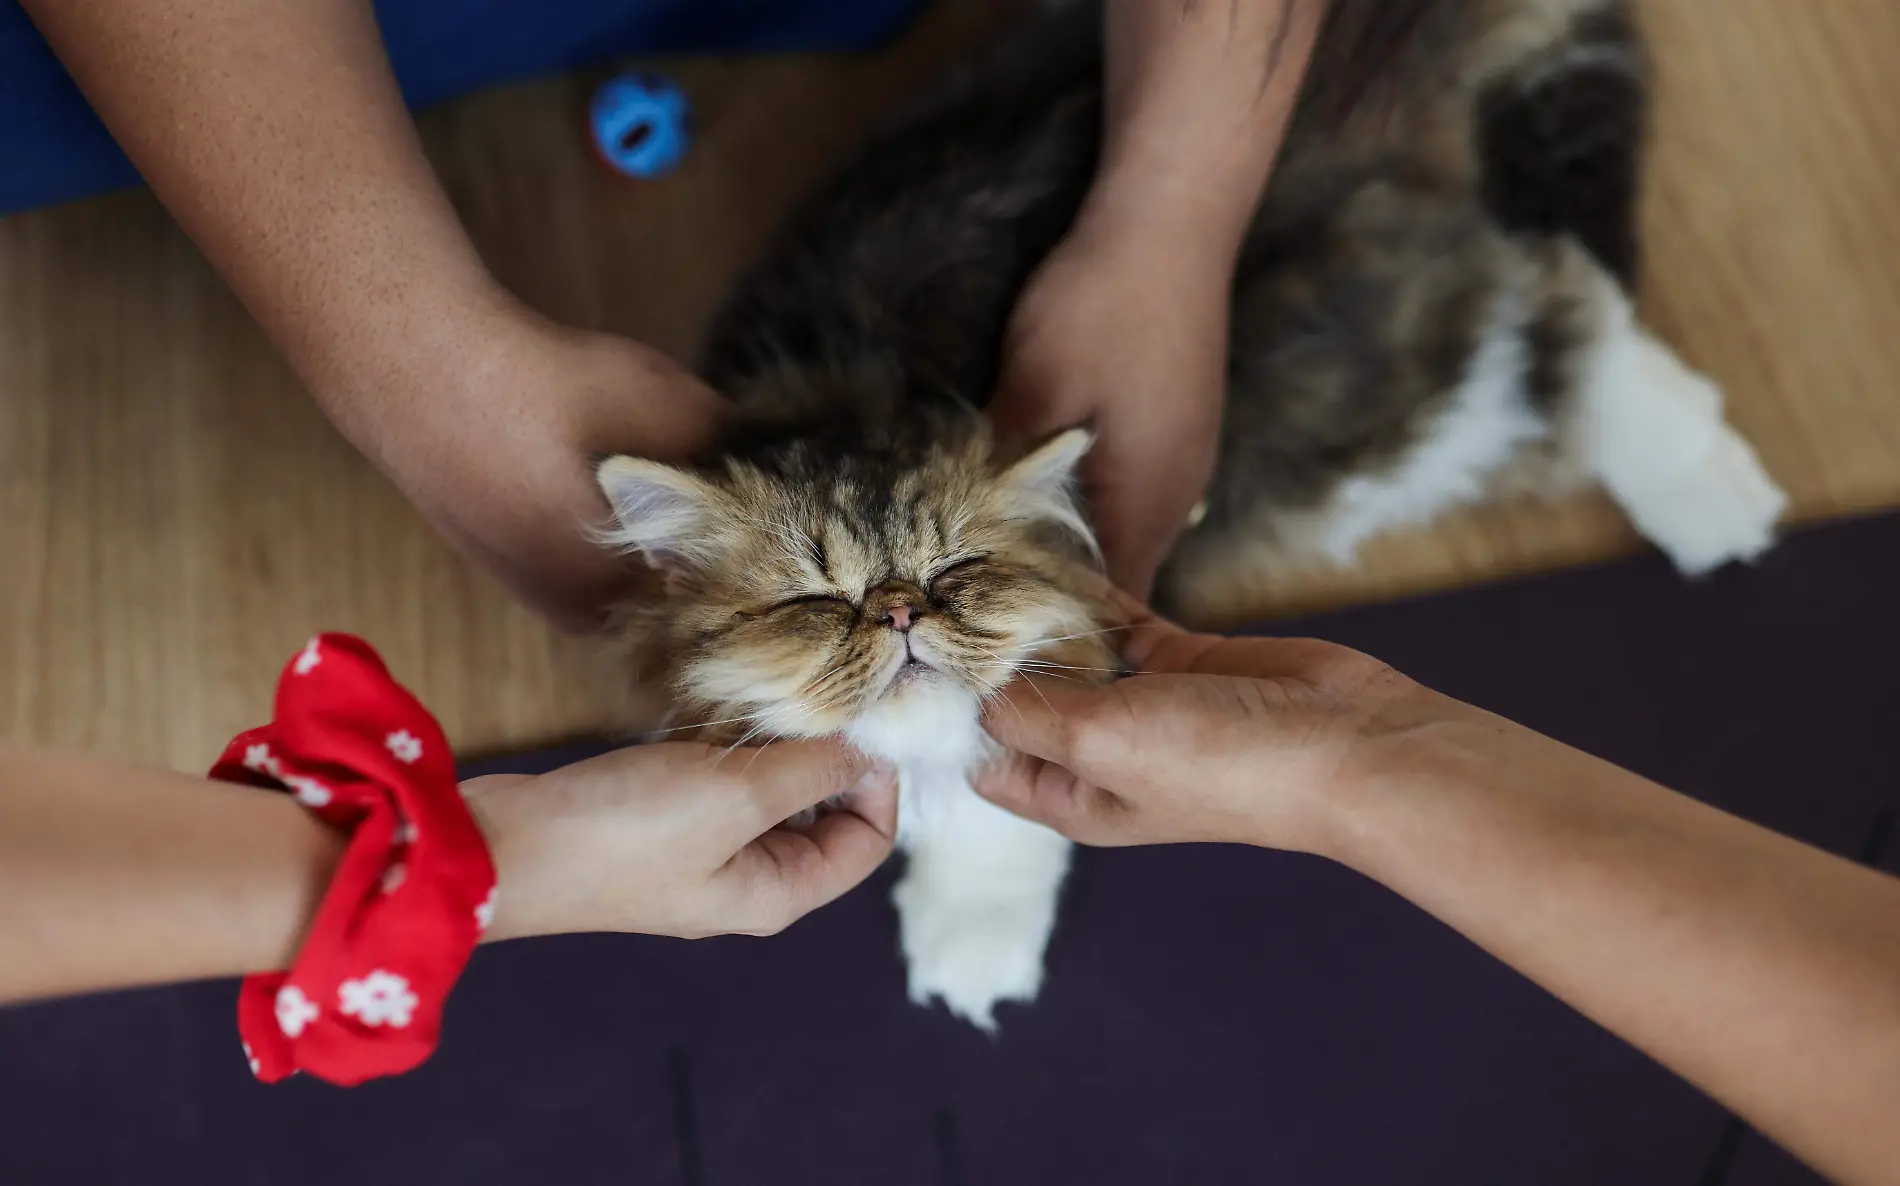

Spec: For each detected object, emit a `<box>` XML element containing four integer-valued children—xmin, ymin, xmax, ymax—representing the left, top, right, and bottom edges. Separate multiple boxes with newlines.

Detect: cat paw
<box><xmin>1631</xmin><ymin>427</ymin><xmax>1788</xmax><ymax>577</ymax></box>
<box><xmin>893</xmin><ymin>879</ymin><xmax>1053</xmax><ymax>1031</ymax></box>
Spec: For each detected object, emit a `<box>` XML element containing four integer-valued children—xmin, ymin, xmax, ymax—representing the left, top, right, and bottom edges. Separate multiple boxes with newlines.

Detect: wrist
<box><xmin>463</xmin><ymin>774</ymin><xmax>571</xmax><ymax>944</ymax></box>
<box><xmin>1090</xmin><ymin>0</ymin><xmax>1326</xmax><ymax>265</ymax></box>
<box><xmin>303</xmin><ymin>281</ymin><xmax>547</xmax><ymax>461</ymax></box>
<box><xmin>1072</xmin><ymin>163</ymin><xmax>1258</xmax><ymax>278</ymax></box>
<box><xmin>1300</xmin><ymin>688</ymin><xmax>1501</xmax><ymax>870</ymax></box>
<box><xmin>307</xmin><ymin>302</ymin><xmax>706</xmax><ymax>629</ymax></box>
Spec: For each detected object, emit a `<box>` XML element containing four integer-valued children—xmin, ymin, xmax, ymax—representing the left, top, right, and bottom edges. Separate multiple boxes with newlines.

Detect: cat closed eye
<box><xmin>927</xmin><ymin>556</ymin><xmax>990</xmax><ymax>592</ymax></box>
<box><xmin>768</xmin><ymin>593</ymin><xmax>853</xmax><ymax>613</ymax></box>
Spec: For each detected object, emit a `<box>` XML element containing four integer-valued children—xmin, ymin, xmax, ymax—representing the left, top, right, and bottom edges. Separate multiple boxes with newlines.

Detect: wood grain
<box><xmin>4</xmin><ymin>0</ymin><xmax>1897</xmax><ymax>768</ymax></box>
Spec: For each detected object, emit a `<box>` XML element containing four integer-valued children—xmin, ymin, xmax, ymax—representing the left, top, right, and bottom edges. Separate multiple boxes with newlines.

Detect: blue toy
<box><xmin>590</xmin><ymin>72</ymin><xmax>692</xmax><ymax>179</ymax></box>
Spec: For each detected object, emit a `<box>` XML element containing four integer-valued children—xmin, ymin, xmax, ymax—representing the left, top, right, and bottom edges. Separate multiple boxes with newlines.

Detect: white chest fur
<box><xmin>844</xmin><ymin>680</ymin><xmax>1073</xmax><ymax>1030</ymax></box>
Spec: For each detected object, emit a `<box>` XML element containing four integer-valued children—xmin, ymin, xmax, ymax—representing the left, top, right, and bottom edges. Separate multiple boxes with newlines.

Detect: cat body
<box><xmin>596</xmin><ymin>0</ymin><xmax>1786</xmax><ymax>1028</ymax></box>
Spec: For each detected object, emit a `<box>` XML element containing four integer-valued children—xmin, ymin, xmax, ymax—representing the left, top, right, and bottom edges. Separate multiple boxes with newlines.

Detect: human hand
<box><xmin>977</xmin><ymin>592</ymin><xmax>1432</xmax><ymax>855</ymax></box>
<box><xmin>989</xmin><ymin>208</ymin><xmax>1232</xmax><ymax>598</ymax></box>
<box><xmin>463</xmin><ymin>740</ymin><xmax>897</xmax><ymax>940</ymax></box>
<box><xmin>23</xmin><ymin>0</ymin><xmax>728</xmax><ymax>633</ymax></box>
<box><xmin>988</xmin><ymin>0</ymin><xmax>1329</xmax><ymax>597</ymax></box>
<box><xmin>344</xmin><ymin>304</ymin><xmax>730</xmax><ymax>632</ymax></box>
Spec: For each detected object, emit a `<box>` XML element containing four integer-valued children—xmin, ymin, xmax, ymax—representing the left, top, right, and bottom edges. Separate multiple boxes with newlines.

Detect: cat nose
<box><xmin>884</xmin><ymin>603</ymin><xmax>922</xmax><ymax>632</ymax></box>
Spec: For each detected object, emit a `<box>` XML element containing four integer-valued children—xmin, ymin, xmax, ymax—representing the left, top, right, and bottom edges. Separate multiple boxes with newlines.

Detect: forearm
<box><xmin>0</xmin><ymin>746</ymin><xmax>345</xmax><ymax>1004</ymax></box>
<box><xmin>21</xmin><ymin>0</ymin><xmax>508</xmax><ymax>446</ymax></box>
<box><xmin>0</xmin><ymin>749</ymin><xmax>573</xmax><ymax>1006</ymax></box>
<box><xmin>1334</xmin><ymin>702</ymin><xmax>1900</xmax><ymax>1186</ymax></box>
<box><xmin>21</xmin><ymin>0</ymin><xmax>704</xmax><ymax>625</ymax></box>
<box><xmin>1087</xmin><ymin>0</ymin><xmax>1327</xmax><ymax>249</ymax></box>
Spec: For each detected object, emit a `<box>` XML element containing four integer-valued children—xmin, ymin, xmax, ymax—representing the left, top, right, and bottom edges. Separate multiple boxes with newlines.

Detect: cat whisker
<box><xmin>978</xmin><ymin>684</ymin><xmax>1029</xmax><ymax>727</ymax></box>
<box><xmin>1016</xmin><ymin>672</ymin><xmax>1059</xmax><ymax>716</ymax></box>
<box><xmin>727</xmin><ymin>700</ymin><xmax>832</xmax><ymax>773</ymax></box>
<box><xmin>986</xmin><ymin>652</ymin><xmax>1117</xmax><ymax>673</ymax></box>
<box><xmin>740</xmin><ymin>736</ymin><xmax>778</xmax><ymax>774</ymax></box>
<box><xmin>801</xmin><ymin>657</ymin><xmax>856</xmax><ymax>698</ymax></box>
<box><xmin>643</xmin><ymin>710</ymin><xmax>770</xmax><ymax>739</ymax></box>
<box><xmin>1007</xmin><ymin>625</ymin><xmax>1133</xmax><ymax>649</ymax></box>
<box><xmin>967</xmin><ymin>653</ymin><xmax>1095</xmax><ymax>683</ymax></box>
<box><xmin>1011</xmin><ymin>660</ymin><xmax>1125</xmax><ymax>674</ymax></box>
<box><xmin>1008</xmin><ymin>668</ymin><xmax>1089</xmax><ymax>686</ymax></box>
<box><xmin>713</xmin><ymin>725</ymin><xmax>770</xmax><ymax>768</ymax></box>
<box><xmin>712</xmin><ymin>703</ymin><xmax>811</xmax><ymax>768</ymax></box>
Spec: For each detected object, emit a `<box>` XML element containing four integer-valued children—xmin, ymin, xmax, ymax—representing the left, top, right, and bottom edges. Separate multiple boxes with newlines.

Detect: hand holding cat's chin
<box><xmin>972</xmin><ymin>600</ymin><xmax>1442</xmax><ymax>860</ymax></box>
<box><xmin>459</xmin><ymin>740</ymin><xmax>897</xmax><ymax>942</ymax></box>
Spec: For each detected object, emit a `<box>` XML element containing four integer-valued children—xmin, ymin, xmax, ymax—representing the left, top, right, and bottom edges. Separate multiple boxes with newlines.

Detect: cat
<box><xmin>592</xmin><ymin>0</ymin><xmax>1787</xmax><ymax>1030</ymax></box>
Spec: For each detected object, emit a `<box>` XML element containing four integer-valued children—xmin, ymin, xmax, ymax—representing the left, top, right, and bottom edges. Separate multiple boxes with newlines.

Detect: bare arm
<box><xmin>19</xmin><ymin>0</ymin><xmax>725</xmax><ymax>628</ymax></box>
<box><xmin>993</xmin><ymin>0</ymin><xmax>1328</xmax><ymax>595</ymax></box>
<box><xmin>979</xmin><ymin>603</ymin><xmax>1900</xmax><ymax>1186</ymax></box>
<box><xmin>1091</xmin><ymin>0</ymin><xmax>1325</xmax><ymax>240</ymax></box>
<box><xmin>0</xmin><ymin>742</ymin><xmax>895</xmax><ymax>1006</ymax></box>
<box><xmin>1344</xmin><ymin>700</ymin><xmax>1900</xmax><ymax>1186</ymax></box>
<box><xmin>0</xmin><ymin>745</ymin><xmax>345</xmax><ymax>1000</ymax></box>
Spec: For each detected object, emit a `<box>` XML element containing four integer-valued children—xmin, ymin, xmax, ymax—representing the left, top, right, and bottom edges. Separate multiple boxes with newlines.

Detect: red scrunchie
<box><xmin>208</xmin><ymin>634</ymin><xmax>496</xmax><ymax>1087</ymax></box>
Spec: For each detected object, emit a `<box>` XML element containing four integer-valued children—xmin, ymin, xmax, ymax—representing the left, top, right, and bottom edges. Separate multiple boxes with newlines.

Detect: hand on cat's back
<box><xmin>989</xmin><ymin>211</ymin><xmax>1231</xmax><ymax>599</ymax></box>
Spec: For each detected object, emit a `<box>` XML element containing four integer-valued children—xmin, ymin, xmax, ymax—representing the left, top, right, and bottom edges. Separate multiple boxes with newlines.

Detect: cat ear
<box><xmin>997</xmin><ymin>426</ymin><xmax>1098</xmax><ymax>554</ymax></box>
<box><xmin>594</xmin><ymin>455</ymin><xmax>726</xmax><ymax>571</ymax></box>
<box><xmin>1002</xmin><ymin>426</ymin><xmax>1092</xmax><ymax>494</ymax></box>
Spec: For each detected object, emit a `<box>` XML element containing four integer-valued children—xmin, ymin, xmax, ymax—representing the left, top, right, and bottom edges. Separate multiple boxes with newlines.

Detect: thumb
<box><xmin>978</xmin><ymin>679</ymin><xmax>1103</xmax><ymax>769</ymax></box>
<box><xmin>720</xmin><ymin>772</ymin><xmax>900</xmax><ymax>934</ymax></box>
<box><xmin>730</xmin><ymin>739</ymin><xmax>877</xmax><ymax>828</ymax></box>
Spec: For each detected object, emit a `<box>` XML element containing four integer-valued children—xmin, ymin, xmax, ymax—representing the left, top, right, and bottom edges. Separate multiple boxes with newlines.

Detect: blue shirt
<box><xmin>0</xmin><ymin>0</ymin><xmax>923</xmax><ymax>215</ymax></box>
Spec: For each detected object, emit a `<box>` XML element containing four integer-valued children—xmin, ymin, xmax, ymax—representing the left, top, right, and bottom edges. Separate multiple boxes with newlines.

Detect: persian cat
<box><xmin>593</xmin><ymin>0</ymin><xmax>1786</xmax><ymax>1028</ymax></box>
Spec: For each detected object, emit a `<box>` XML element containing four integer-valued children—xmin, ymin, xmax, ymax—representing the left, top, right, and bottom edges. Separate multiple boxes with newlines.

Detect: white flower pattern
<box><xmin>384</xmin><ymin>729</ymin><xmax>423</xmax><ymax>764</ymax></box>
<box><xmin>474</xmin><ymin>886</ymin><xmax>498</xmax><ymax>933</ymax></box>
<box><xmin>282</xmin><ymin>774</ymin><xmax>332</xmax><ymax>808</ymax></box>
<box><xmin>393</xmin><ymin>820</ymin><xmax>419</xmax><ymax>846</ymax></box>
<box><xmin>291</xmin><ymin>637</ymin><xmax>323</xmax><ymax>676</ymax></box>
<box><xmin>275</xmin><ymin>985</ymin><xmax>319</xmax><ymax>1038</ymax></box>
<box><xmin>337</xmin><ymin>970</ymin><xmax>418</xmax><ymax>1028</ymax></box>
<box><xmin>241</xmin><ymin>1041</ymin><xmax>261</xmax><ymax>1076</ymax></box>
<box><xmin>241</xmin><ymin>743</ymin><xmax>281</xmax><ymax>779</ymax></box>
<box><xmin>380</xmin><ymin>862</ymin><xmax>407</xmax><ymax>894</ymax></box>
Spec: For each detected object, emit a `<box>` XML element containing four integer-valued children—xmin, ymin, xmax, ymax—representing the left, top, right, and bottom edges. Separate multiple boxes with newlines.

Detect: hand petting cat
<box><xmin>465</xmin><ymin>741</ymin><xmax>898</xmax><ymax>942</ymax></box>
<box><xmin>988</xmin><ymin>0</ymin><xmax>1327</xmax><ymax>597</ymax></box>
<box><xmin>976</xmin><ymin>588</ymin><xmax>1413</xmax><ymax>853</ymax></box>
<box><xmin>991</xmin><ymin>200</ymin><xmax>1234</xmax><ymax>598</ymax></box>
<box><xmin>19</xmin><ymin>0</ymin><xmax>730</xmax><ymax>636</ymax></box>
<box><xmin>371</xmin><ymin>312</ymin><xmax>729</xmax><ymax>633</ymax></box>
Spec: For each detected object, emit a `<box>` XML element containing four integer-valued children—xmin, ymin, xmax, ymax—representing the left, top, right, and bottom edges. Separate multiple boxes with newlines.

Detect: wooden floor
<box><xmin>4</xmin><ymin>0</ymin><xmax>1898</xmax><ymax>771</ymax></box>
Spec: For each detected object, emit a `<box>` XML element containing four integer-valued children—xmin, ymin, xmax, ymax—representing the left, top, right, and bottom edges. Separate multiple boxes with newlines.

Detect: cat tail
<box><xmin>1475</xmin><ymin>0</ymin><xmax>1650</xmax><ymax>289</ymax></box>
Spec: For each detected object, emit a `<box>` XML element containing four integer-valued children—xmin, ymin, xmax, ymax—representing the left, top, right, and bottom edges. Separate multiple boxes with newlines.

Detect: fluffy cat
<box><xmin>594</xmin><ymin>0</ymin><xmax>1787</xmax><ymax>1029</ymax></box>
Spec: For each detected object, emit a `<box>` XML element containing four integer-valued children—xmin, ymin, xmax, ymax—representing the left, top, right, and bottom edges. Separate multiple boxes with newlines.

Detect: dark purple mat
<box><xmin>10</xmin><ymin>515</ymin><xmax>1898</xmax><ymax>1185</ymax></box>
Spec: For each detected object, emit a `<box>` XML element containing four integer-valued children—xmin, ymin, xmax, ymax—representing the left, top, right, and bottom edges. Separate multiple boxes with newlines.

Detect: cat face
<box><xmin>596</xmin><ymin>424</ymin><xmax>1107</xmax><ymax>746</ymax></box>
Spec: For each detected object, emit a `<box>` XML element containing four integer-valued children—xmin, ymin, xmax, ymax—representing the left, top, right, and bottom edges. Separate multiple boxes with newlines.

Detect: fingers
<box><xmin>1148</xmin><ymin>634</ymin><xmax>1362</xmax><ymax>682</ymax></box>
<box><xmin>1109</xmin><ymin>603</ymin><xmax>1352</xmax><ymax>683</ymax></box>
<box><xmin>727</xmin><ymin>739</ymin><xmax>881</xmax><ymax>829</ymax></box>
<box><xmin>978</xmin><ymin>680</ymin><xmax>1102</xmax><ymax>769</ymax></box>
<box><xmin>1084</xmin><ymin>457</ymin><xmax>1191</xmax><ymax>600</ymax></box>
<box><xmin>973</xmin><ymin>749</ymin><xmax>1133</xmax><ymax>847</ymax></box>
<box><xmin>1100</xmin><ymin>588</ymin><xmax>1199</xmax><ymax>671</ymax></box>
<box><xmin>718</xmin><ymin>772</ymin><xmax>900</xmax><ymax>934</ymax></box>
